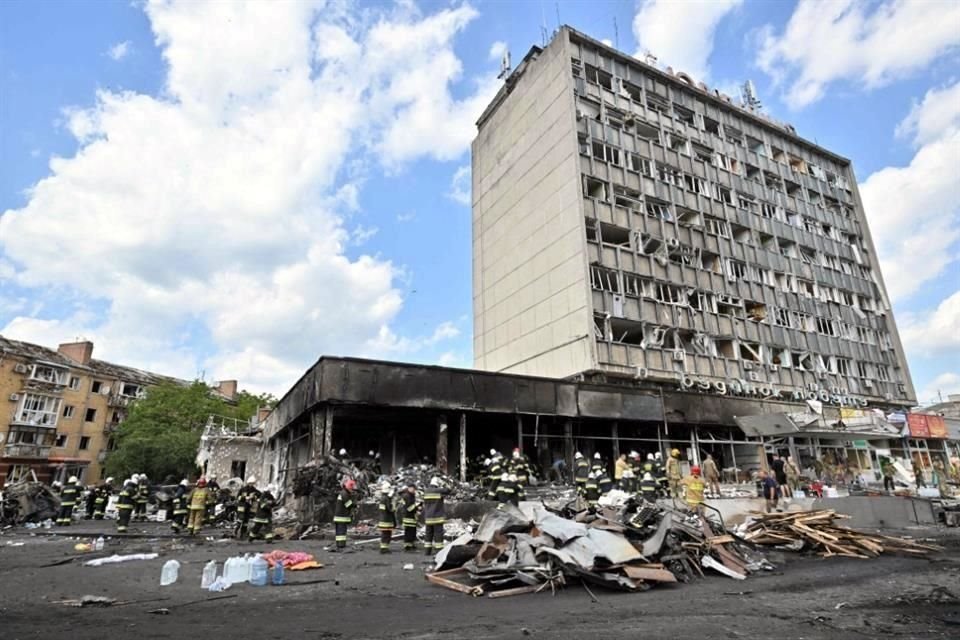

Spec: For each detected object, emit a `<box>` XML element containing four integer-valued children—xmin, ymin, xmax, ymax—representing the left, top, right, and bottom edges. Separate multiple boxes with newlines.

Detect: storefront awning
<box><xmin>735</xmin><ymin>411</ymin><xmax>902</xmax><ymax>441</ymax></box>
<box><xmin>733</xmin><ymin>414</ymin><xmax>799</xmax><ymax>437</ymax></box>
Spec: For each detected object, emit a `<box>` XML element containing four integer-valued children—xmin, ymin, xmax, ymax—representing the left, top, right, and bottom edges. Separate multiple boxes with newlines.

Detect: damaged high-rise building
<box><xmin>472</xmin><ymin>27</ymin><xmax>915</xmax><ymax>410</ymax></box>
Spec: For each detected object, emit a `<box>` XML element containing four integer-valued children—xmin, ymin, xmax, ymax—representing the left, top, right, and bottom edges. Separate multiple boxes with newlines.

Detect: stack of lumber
<box><xmin>740</xmin><ymin>510</ymin><xmax>941</xmax><ymax>558</ymax></box>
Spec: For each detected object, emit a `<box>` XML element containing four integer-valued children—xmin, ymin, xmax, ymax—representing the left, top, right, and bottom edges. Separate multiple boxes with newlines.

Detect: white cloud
<box><xmin>632</xmin><ymin>0</ymin><xmax>742</xmax><ymax>82</ymax></box>
<box><xmin>437</xmin><ymin>350</ymin><xmax>469</xmax><ymax>368</ymax></box>
<box><xmin>898</xmin><ymin>291</ymin><xmax>960</xmax><ymax>357</ymax></box>
<box><xmin>107</xmin><ymin>40</ymin><xmax>132</xmax><ymax>61</ymax></box>
<box><xmin>860</xmin><ymin>80</ymin><xmax>960</xmax><ymax>302</ymax></box>
<box><xmin>396</xmin><ymin>211</ymin><xmax>416</xmax><ymax>223</ymax></box>
<box><xmin>0</xmin><ymin>1</ymin><xmax>495</xmax><ymax>394</ymax></box>
<box><xmin>488</xmin><ymin>40</ymin><xmax>507</xmax><ymax>61</ymax></box>
<box><xmin>919</xmin><ymin>372</ymin><xmax>960</xmax><ymax>406</ymax></box>
<box><xmin>895</xmin><ymin>81</ymin><xmax>960</xmax><ymax>147</ymax></box>
<box><xmin>447</xmin><ymin>164</ymin><xmax>471</xmax><ymax>205</ymax></box>
<box><xmin>757</xmin><ymin>0</ymin><xmax>960</xmax><ymax>109</ymax></box>
<box><xmin>350</xmin><ymin>225</ymin><xmax>379</xmax><ymax>246</ymax></box>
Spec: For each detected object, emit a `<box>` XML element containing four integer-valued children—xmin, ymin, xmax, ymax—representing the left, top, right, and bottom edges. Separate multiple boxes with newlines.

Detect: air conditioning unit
<box><xmin>14</xmin><ymin>363</ymin><xmax>27</xmax><ymax>374</ymax></box>
<box><xmin>742</xmin><ymin>362</ymin><xmax>754</xmax><ymax>370</ymax></box>
<box><xmin>748</xmin><ymin>372</ymin><xmax>761</xmax><ymax>382</ymax></box>
<box><xmin>634</xmin><ymin>366</ymin><xmax>649</xmax><ymax>379</ymax></box>
<box><xmin>576</xmin><ymin>109</ymin><xmax>583</xmax><ymax>121</ymax></box>
<box><xmin>672</xmin><ymin>350</ymin><xmax>685</xmax><ymax>362</ymax></box>
<box><xmin>883</xmin><ymin>393</ymin><xmax>893</xmax><ymax>401</ymax></box>
<box><xmin>863</xmin><ymin>379</ymin><xmax>873</xmax><ymax>388</ymax></box>
<box><xmin>8</xmin><ymin>393</ymin><xmax>20</xmax><ymax>402</ymax></box>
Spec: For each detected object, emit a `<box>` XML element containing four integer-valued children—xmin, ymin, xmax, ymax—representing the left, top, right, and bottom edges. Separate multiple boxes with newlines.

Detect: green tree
<box><xmin>104</xmin><ymin>381</ymin><xmax>270</xmax><ymax>483</ymax></box>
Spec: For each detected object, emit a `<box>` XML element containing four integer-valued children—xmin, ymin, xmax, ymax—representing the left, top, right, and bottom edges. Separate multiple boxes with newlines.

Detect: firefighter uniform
<box><xmin>574</xmin><ymin>456</ymin><xmax>590</xmax><ymax>492</ymax></box>
<box><xmin>598</xmin><ymin>469</ymin><xmax>613</xmax><ymax>495</ymax></box>
<box><xmin>682</xmin><ymin>474</ymin><xmax>706</xmax><ymax>511</ymax></box>
<box><xmin>496</xmin><ymin>478</ymin><xmax>519</xmax><ymax>506</ymax></box>
<box><xmin>509</xmin><ymin>453</ymin><xmax>530</xmax><ymax>486</ymax></box>
<box><xmin>333</xmin><ymin>488</ymin><xmax>356</xmax><ymax>549</ymax></box>
<box><xmin>93</xmin><ymin>483</ymin><xmax>111</xmax><ymax>520</ymax></box>
<box><xmin>236</xmin><ymin>482</ymin><xmax>261</xmax><ymax>540</ymax></box>
<box><xmin>639</xmin><ymin>476</ymin><xmax>659</xmax><ymax>502</ymax></box>
<box><xmin>584</xmin><ymin>474</ymin><xmax>600</xmax><ymax>507</ymax></box>
<box><xmin>422</xmin><ymin>485</ymin><xmax>447</xmax><ymax>555</ymax></box>
<box><xmin>377</xmin><ymin>493</ymin><xmax>396</xmax><ymax>553</ymax></box>
<box><xmin>187</xmin><ymin>483</ymin><xmax>210</xmax><ymax>534</ymax></box>
<box><xmin>666</xmin><ymin>455</ymin><xmax>682</xmax><ymax>497</ymax></box>
<box><xmin>486</xmin><ymin>458</ymin><xmax>503</xmax><ymax>499</ymax></box>
<box><xmin>134</xmin><ymin>479</ymin><xmax>149</xmax><ymax>521</ymax></box>
<box><xmin>401</xmin><ymin>488</ymin><xmax>420</xmax><ymax>551</ymax></box>
<box><xmin>84</xmin><ymin>486</ymin><xmax>97</xmax><ymax>519</ymax></box>
<box><xmin>249</xmin><ymin>489</ymin><xmax>276</xmax><ymax>542</ymax></box>
<box><xmin>57</xmin><ymin>480</ymin><xmax>78</xmax><ymax>526</ymax></box>
<box><xmin>116</xmin><ymin>481</ymin><xmax>135</xmax><ymax>533</ymax></box>
<box><xmin>204</xmin><ymin>479</ymin><xmax>220</xmax><ymax>525</ymax></box>
<box><xmin>170</xmin><ymin>483</ymin><xmax>189</xmax><ymax>533</ymax></box>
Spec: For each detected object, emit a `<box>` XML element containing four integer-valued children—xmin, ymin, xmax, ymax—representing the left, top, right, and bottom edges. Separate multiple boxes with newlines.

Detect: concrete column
<box><xmin>323</xmin><ymin>406</ymin><xmax>333</xmax><ymax>457</ymax></box>
<box><xmin>611</xmin><ymin>422</ymin><xmax>620</xmax><ymax>459</ymax></box>
<box><xmin>564</xmin><ymin>420</ymin><xmax>574</xmax><ymax>477</ymax></box>
<box><xmin>309</xmin><ymin>408</ymin><xmax>325</xmax><ymax>461</ymax></box>
<box><xmin>459</xmin><ymin>413</ymin><xmax>467</xmax><ymax>482</ymax></box>
<box><xmin>516</xmin><ymin>414</ymin><xmax>523</xmax><ymax>450</ymax></box>
<box><xmin>436</xmin><ymin>416</ymin><xmax>448</xmax><ymax>474</ymax></box>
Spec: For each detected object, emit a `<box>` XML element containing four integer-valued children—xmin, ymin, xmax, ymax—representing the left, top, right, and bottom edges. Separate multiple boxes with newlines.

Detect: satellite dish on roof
<box><xmin>498</xmin><ymin>49</ymin><xmax>511</xmax><ymax>80</ymax></box>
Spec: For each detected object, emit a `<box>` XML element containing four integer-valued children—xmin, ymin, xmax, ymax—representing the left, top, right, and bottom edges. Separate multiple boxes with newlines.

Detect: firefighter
<box><xmin>170</xmin><ymin>479</ymin><xmax>189</xmax><ymax>533</ymax></box>
<box><xmin>574</xmin><ymin>452</ymin><xmax>590</xmax><ymax>492</ymax></box>
<box><xmin>332</xmin><ymin>477</ymin><xmax>357</xmax><ymax>551</ymax></box>
<box><xmin>187</xmin><ymin>477</ymin><xmax>210</xmax><ymax>535</ymax></box>
<box><xmin>422</xmin><ymin>476</ymin><xmax>447</xmax><ymax>556</ymax></box>
<box><xmin>590</xmin><ymin>452</ymin><xmax>605</xmax><ymax>476</ymax></box>
<box><xmin>486</xmin><ymin>456</ymin><xmax>503</xmax><ymax>499</ymax></box>
<box><xmin>377</xmin><ymin>482</ymin><xmax>396</xmax><ymax>554</ymax></box>
<box><xmin>116</xmin><ymin>477</ymin><xmax>136</xmax><ymax>533</ymax></box>
<box><xmin>51</xmin><ymin>480</ymin><xmax>63</xmax><ymax>496</ymax></box>
<box><xmin>400</xmin><ymin>482</ymin><xmax>420</xmax><ymax>551</ymax></box>
<box><xmin>509</xmin><ymin>448</ymin><xmax>530</xmax><ymax>487</ymax></box>
<box><xmin>57</xmin><ymin>476</ymin><xmax>79</xmax><ymax>526</ymax></box>
<box><xmin>236</xmin><ymin>476</ymin><xmax>260</xmax><ymax>540</ymax></box>
<box><xmin>629</xmin><ymin>451</ymin><xmax>643</xmax><ymax>476</ymax></box>
<box><xmin>619</xmin><ymin>469</ymin><xmax>636</xmax><ymax>493</ymax></box>
<box><xmin>249</xmin><ymin>484</ymin><xmax>276</xmax><ymax>542</ymax></box>
<box><xmin>584</xmin><ymin>471</ymin><xmax>600</xmax><ymax>507</ymax></box>
<box><xmin>666</xmin><ymin>449</ymin><xmax>682</xmax><ymax>497</ymax></box>
<box><xmin>93</xmin><ymin>478</ymin><xmax>113</xmax><ymax>520</ymax></box>
<box><xmin>495</xmin><ymin>471</ymin><xmax>515</xmax><ymax>506</ymax></box>
<box><xmin>643</xmin><ymin>453</ymin><xmax>656</xmax><ymax>476</ymax></box>
<box><xmin>134</xmin><ymin>474</ymin><xmax>149</xmax><ymax>521</ymax></box>
<box><xmin>681</xmin><ymin>466</ymin><xmax>706</xmax><ymax>514</ymax></box>
<box><xmin>655</xmin><ymin>452</ymin><xmax>669</xmax><ymax>494</ymax></box>
<box><xmin>639</xmin><ymin>472</ymin><xmax>659</xmax><ymax>502</ymax></box>
<box><xmin>204</xmin><ymin>476</ymin><xmax>221</xmax><ymax>525</ymax></box>
<box><xmin>83</xmin><ymin>483</ymin><xmax>97</xmax><ymax>519</ymax></box>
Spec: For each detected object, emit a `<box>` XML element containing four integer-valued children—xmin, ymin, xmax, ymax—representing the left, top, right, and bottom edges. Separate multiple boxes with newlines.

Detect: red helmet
<box><xmin>691</xmin><ymin>466</ymin><xmax>701</xmax><ymax>476</ymax></box>
<box><xmin>344</xmin><ymin>478</ymin><xmax>357</xmax><ymax>491</ymax></box>
<box><xmin>197</xmin><ymin>478</ymin><xmax>207</xmax><ymax>487</ymax></box>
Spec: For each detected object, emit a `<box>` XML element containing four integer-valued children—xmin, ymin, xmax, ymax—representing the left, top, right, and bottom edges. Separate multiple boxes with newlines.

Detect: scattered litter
<box><xmin>835</xmin><ymin>602</ymin><xmax>849</xmax><ymax>609</ymax></box>
<box><xmin>58</xmin><ymin>595</ymin><xmax>116</xmax><ymax>608</ymax></box>
<box><xmin>85</xmin><ymin>553</ymin><xmax>159</xmax><ymax>567</ymax></box>
<box><xmin>6</xmin><ymin>541</ymin><xmax>25</xmax><ymax>547</ymax></box>
<box><xmin>206</xmin><ymin>576</ymin><xmax>231</xmax><ymax>592</ymax></box>
<box><xmin>261</xmin><ymin>550</ymin><xmax>322</xmax><ymax>571</ymax></box>
<box><xmin>74</xmin><ymin>543</ymin><xmax>92</xmax><ymax>552</ymax></box>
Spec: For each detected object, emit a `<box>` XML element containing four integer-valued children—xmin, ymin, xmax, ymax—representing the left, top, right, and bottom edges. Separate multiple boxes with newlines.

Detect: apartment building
<box><xmin>473</xmin><ymin>27</ymin><xmax>915</xmax><ymax>413</ymax></box>
<box><xmin>0</xmin><ymin>337</ymin><xmax>181</xmax><ymax>485</ymax></box>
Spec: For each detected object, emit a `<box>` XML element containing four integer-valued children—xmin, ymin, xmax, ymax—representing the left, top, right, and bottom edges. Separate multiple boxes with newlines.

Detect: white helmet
<box><xmin>575</xmin><ymin>452</ymin><xmax>583</xmax><ymax>459</ymax></box>
<box><xmin>68</xmin><ymin>476</ymin><xmax>78</xmax><ymax>484</ymax></box>
<box><xmin>52</xmin><ymin>480</ymin><xmax>62</xmax><ymax>488</ymax></box>
<box><xmin>131</xmin><ymin>473</ymin><xmax>140</xmax><ymax>482</ymax></box>
<box><xmin>654</xmin><ymin>452</ymin><xmax>662</xmax><ymax>460</ymax></box>
<box><xmin>594</xmin><ymin>452</ymin><xmax>601</xmax><ymax>460</ymax></box>
<box><xmin>500</xmin><ymin>472</ymin><xmax>509</xmax><ymax>481</ymax></box>
<box><xmin>588</xmin><ymin>471</ymin><xmax>597</xmax><ymax>479</ymax></box>
<box><xmin>483</xmin><ymin>458</ymin><xmax>491</xmax><ymax>466</ymax></box>
<box><xmin>508</xmin><ymin>474</ymin><xmax>518</xmax><ymax>483</ymax></box>
<box><xmin>647</xmin><ymin>453</ymin><xmax>655</xmax><ymax>461</ymax></box>
<box><xmin>246</xmin><ymin>476</ymin><xmax>257</xmax><ymax>485</ymax></box>
<box><xmin>338</xmin><ymin>448</ymin><xmax>347</xmax><ymax>456</ymax></box>
<box><xmin>105</xmin><ymin>477</ymin><xmax>115</xmax><ymax>485</ymax></box>
<box><xmin>180</xmin><ymin>479</ymin><xmax>189</xmax><ymax>486</ymax></box>
<box><xmin>380</xmin><ymin>481</ymin><xmax>391</xmax><ymax>492</ymax></box>
<box><xmin>369</xmin><ymin>450</ymin><xmax>375</xmax><ymax>457</ymax></box>
<box><xmin>643</xmin><ymin>472</ymin><xmax>654</xmax><ymax>481</ymax></box>
<box><xmin>489</xmin><ymin>448</ymin><xmax>497</xmax><ymax>457</ymax></box>
<box><xmin>629</xmin><ymin>451</ymin><xmax>639</xmax><ymax>458</ymax></box>
<box><xmin>429</xmin><ymin>476</ymin><xmax>441</xmax><ymax>487</ymax></box>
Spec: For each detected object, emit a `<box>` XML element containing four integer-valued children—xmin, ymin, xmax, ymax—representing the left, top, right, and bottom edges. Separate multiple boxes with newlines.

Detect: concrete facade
<box><xmin>472</xmin><ymin>27</ymin><xmax>915</xmax><ymax>412</ymax></box>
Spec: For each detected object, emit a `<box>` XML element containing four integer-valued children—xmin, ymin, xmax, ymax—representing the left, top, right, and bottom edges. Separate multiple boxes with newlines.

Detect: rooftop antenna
<box><xmin>555</xmin><ymin>2</ymin><xmax>561</xmax><ymax>33</ymax></box>
<box><xmin>540</xmin><ymin>1</ymin><xmax>548</xmax><ymax>46</ymax></box>
<box><xmin>613</xmin><ymin>16</ymin><xmax>619</xmax><ymax>50</ymax></box>
<box><xmin>740</xmin><ymin>80</ymin><xmax>762</xmax><ymax>112</ymax></box>
<box><xmin>498</xmin><ymin>48</ymin><xmax>512</xmax><ymax>80</ymax></box>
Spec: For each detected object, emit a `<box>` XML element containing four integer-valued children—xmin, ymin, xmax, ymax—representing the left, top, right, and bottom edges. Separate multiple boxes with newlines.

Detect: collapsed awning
<box><xmin>734</xmin><ymin>412</ymin><xmax>902</xmax><ymax>441</ymax></box>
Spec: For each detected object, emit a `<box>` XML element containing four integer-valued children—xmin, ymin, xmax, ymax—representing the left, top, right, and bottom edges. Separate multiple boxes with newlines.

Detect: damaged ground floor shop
<box><xmin>238</xmin><ymin>358</ymin><xmax>955</xmax><ymax>509</ymax></box>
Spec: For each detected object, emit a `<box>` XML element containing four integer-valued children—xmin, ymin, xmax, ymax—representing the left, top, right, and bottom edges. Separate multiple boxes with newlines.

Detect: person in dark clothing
<box><xmin>760</xmin><ymin>470</ymin><xmax>780</xmax><ymax>513</ymax></box>
<box><xmin>170</xmin><ymin>479</ymin><xmax>189</xmax><ymax>533</ymax></box>
<box><xmin>332</xmin><ymin>478</ymin><xmax>357</xmax><ymax>551</ymax></box>
<box><xmin>400</xmin><ymin>483</ymin><xmax>420</xmax><ymax>552</ymax></box>
<box><xmin>597</xmin><ymin>467</ymin><xmax>613</xmax><ymax>495</ymax></box>
<box><xmin>881</xmin><ymin>460</ymin><xmax>896</xmax><ymax>493</ymax></box>
<box><xmin>509</xmin><ymin>449</ymin><xmax>530</xmax><ymax>487</ymax></box>
<box><xmin>249</xmin><ymin>485</ymin><xmax>276</xmax><ymax>542</ymax></box>
<box><xmin>204</xmin><ymin>476</ymin><xmax>221</xmax><ymax>525</ymax></box>
<box><xmin>584</xmin><ymin>472</ymin><xmax>600</xmax><ymax>507</ymax></box>
<box><xmin>57</xmin><ymin>476</ymin><xmax>79</xmax><ymax>526</ymax></box>
<box><xmin>486</xmin><ymin>457</ymin><xmax>503</xmax><ymax>500</ymax></box>
<box><xmin>771</xmin><ymin>455</ymin><xmax>787</xmax><ymax>488</ymax></box>
<box><xmin>235</xmin><ymin>477</ymin><xmax>260</xmax><ymax>540</ymax></box>
<box><xmin>376</xmin><ymin>483</ymin><xmax>396</xmax><ymax>554</ymax></box>
<box><xmin>93</xmin><ymin>478</ymin><xmax>113</xmax><ymax>520</ymax></box>
<box><xmin>495</xmin><ymin>472</ymin><xmax>515</xmax><ymax>506</ymax></box>
<box><xmin>116</xmin><ymin>478</ymin><xmax>135</xmax><ymax>533</ymax></box>
<box><xmin>618</xmin><ymin>469</ymin><xmax>636</xmax><ymax>493</ymax></box>
<box><xmin>639</xmin><ymin>472</ymin><xmax>659</xmax><ymax>502</ymax></box>
<box><xmin>134</xmin><ymin>474</ymin><xmax>149</xmax><ymax>521</ymax></box>
<box><xmin>84</xmin><ymin>484</ymin><xmax>97</xmax><ymax>520</ymax></box>
<box><xmin>574</xmin><ymin>452</ymin><xmax>590</xmax><ymax>492</ymax></box>
<box><xmin>422</xmin><ymin>476</ymin><xmax>448</xmax><ymax>555</ymax></box>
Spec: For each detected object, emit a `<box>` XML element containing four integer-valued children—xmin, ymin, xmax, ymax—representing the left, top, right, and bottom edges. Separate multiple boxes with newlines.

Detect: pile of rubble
<box><xmin>1</xmin><ymin>482</ymin><xmax>61</xmax><ymax>524</ymax></box>
<box><xmin>427</xmin><ymin>501</ymin><xmax>770</xmax><ymax>598</ymax></box>
<box><xmin>738</xmin><ymin>510</ymin><xmax>942</xmax><ymax>558</ymax></box>
<box><xmin>380</xmin><ymin>464</ymin><xmax>485</xmax><ymax>503</ymax></box>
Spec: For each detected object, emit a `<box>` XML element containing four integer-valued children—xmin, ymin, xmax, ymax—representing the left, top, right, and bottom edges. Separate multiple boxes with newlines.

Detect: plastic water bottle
<box><xmin>160</xmin><ymin>560</ymin><xmax>180</xmax><ymax>586</ymax></box>
<box><xmin>249</xmin><ymin>555</ymin><xmax>269</xmax><ymax>587</ymax></box>
<box><xmin>93</xmin><ymin>537</ymin><xmax>104</xmax><ymax>551</ymax></box>
<box><xmin>243</xmin><ymin>553</ymin><xmax>253</xmax><ymax>582</ymax></box>
<box><xmin>272</xmin><ymin>560</ymin><xmax>285</xmax><ymax>586</ymax></box>
<box><xmin>201</xmin><ymin>560</ymin><xmax>218</xmax><ymax>588</ymax></box>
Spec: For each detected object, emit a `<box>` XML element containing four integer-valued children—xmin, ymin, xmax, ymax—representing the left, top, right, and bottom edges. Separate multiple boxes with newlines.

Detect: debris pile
<box><xmin>1</xmin><ymin>482</ymin><xmax>60</xmax><ymax>524</ymax></box>
<box><xmin>427</xmin><ymin>502</ymin><xmax>769</xmax><ymax>598</ymax></box>
<box><xmin>738</xmin><ymin>510</ymin><xmax>942</xmax><ymax>558</ymax></box>
<box><xmin>292</xmin><ymin>455</ymin><xmax>370</xmax><ymax>503</ymax></box>
<box><xmin>384</xmin><ymin>464</ymin><xmax>485</xmax><ymax>502</ymax></box>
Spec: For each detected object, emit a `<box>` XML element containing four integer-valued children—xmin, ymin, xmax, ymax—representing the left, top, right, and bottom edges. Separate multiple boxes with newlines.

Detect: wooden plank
<box><xmin>707</xmin><ymin>535</ymin><xmax>735</xmax><ymax>545</ymax></box>
<box><xmin>487</xmin><ymin>585</ymin><xmax>541</xmax><ymax>599</ymax></box>
<box><xmin>623</xmin><ymin>566</ymin><xmax>678</xmax><ymax>583</ymax></box>
<box><xmin>425</xmin><ymin>571</ymin><xmax>483</xmax><ymax>596</ymax></box>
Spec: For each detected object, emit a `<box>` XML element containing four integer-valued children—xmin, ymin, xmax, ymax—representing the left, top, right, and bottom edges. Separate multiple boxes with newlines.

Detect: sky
<box><xmin>0</xmin><ymin>0</ymin><xmax>958</xmax><ymax>403</ymax></box>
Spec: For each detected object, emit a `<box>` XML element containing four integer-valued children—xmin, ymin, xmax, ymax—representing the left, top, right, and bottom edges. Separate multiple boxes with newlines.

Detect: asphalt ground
<box><xmin>1</xmin><ymin>520</ymin><xmax>959</xmax><ymax>639</ymax></box>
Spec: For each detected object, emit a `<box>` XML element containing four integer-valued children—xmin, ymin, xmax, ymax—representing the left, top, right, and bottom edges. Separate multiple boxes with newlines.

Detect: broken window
<box><xmin>808</xmin><ymin>163</ymin><xmax>827</xmax><ymax>181</ymax></box>
<box><xmin>787</xmin><ymin>154</ymin><xmax>807</xmax><ymax>174</ymax></box>
<box><xmin>771</xmin><ymin>146</ymin><xmax>785</xmax><ymax>163</ymax></box>
<box><xmin>773</xmin><ymin>308</ymin><xmax>790</xmax><ymax>327</ymax></box>
<box><xmin>715</xmin><ymin>154</ymin><xmax>738</xmax><ymax>174</ymax></box>
<box><xmin>808</xmin><ymin>188</ymin><xmax>821</xmax><ymax>205</ymax></box>
<box><xmin>656</xmin><ymin>162</ymin><xmax>682</xmax><ymax>186</ymax></box>
<box><xmin>620</xmin><ymin>79</ymin><xmax>642</xmax><ymax>101</ymax></box>
<box><xmin>745</xmin><ymin>301</ymin><xmax>767</xmax><ymax>322</ymax></box>
<box><xmin>703</xmin><ymin>117</ymin><xmax>720</xmax><ymax>135</ymax></box>
<box><xmin>584</xmin><ymin>176</ymin><xmax>607</xmax><ymax>200</ymax></box>
<box><xmin>613</xmin><ymin>184</ymin><xmax>642</xmax><ymax>210</ymax></box>
<box><xmin>877</xmin><ymin>365</ymin><xmax>890</xmax><ymax>381</ymax></box>
<box><xmin>590</xmin><ymin>265</ymin><xmax>621</xmax><ymax>293</ymax></box>
<box><xmin>716</xmin><ymin>295</ymin><xmax>744</xmax><ymax>317</ymax></box>
<box><xmin>592</xmin><ymin>141</ymin><xmax>621</xmax><ymax>165</ymax></box>
<box><xmin>634</xmin><ymin>120</ymin><xmax>660</xmax><ymax>142</ymax></box>
<box><xmin>794</xmin><ymin>352</ymin><xmax>814</xmax><ymax>372</ymax></box>
<box><xmin>763</xmin><ymin>171</ymin><xmax>783</xmax><ymax>190</ymax></box>
<box><xmin>55</xmin><ymin>434</ymin><xmax>68</xmax><ymax>448</ymax></box>
<box><xmin>731</xmin><ymin>223</ymin><xmax>751</xmax><ymax>244</ymax></box>
<box><xmin>673</xmin><ymin>104</ymin><xmax>696</xmax><ymax>126</ymax></box>
<box><xmin>683</xmin><ymin>173</ymin><xmax>708</xmax><ymax>195</ymax></box>
<box><xmin>29</xmin><ymin>364</ymin><xmax>68</xmax><ymax>385</ymax></box>
<box><xmin>638</xmin><ymin>233</ymin><xmax>663</xmax><ymax>255</ymax></box>
<box><xmin>726</xmin><ymin>259</ymin><xmax>747</xmax><ymax>280</ymax></box>
<box><xmin>793</xmin><ymin>312</ymin><xmax>813</xmax><ymax>332</ymax></box>
<box><xmin>717</xmin><ymin>339</ymin><xmax>735</xmax><ymax>358</ymax></box>
<box><xmin>784</xmin><ymin>179</ymin><xmax>801</xmax><ymax>196</ymax></box>
<box><xmin>745</xmin><ymin>164</ymin><xmax>761</xmax><ymax>182</ymax></box>
<box><xmin>761</xmin><ymin>202</ymin><xmax>781</xmax><ymax>220</ymax></box>
<box><xmin>704</xmin><ymin>216</ymin><xmax>730</xmax><ymax>238</ymax></box>
<box><xmin>584</xmin><ymin>64</ymin><xmax>613</xmax><ymax>90</ymax></box>
<box><xmin>797</xmin><ymin>279</ymin><xmax>816</xmax><ymax>297</ymax></box>
<box><xmin>778</xmin><ymin>239</ymin><xmax>797</xmax><ymax>258</ymax></box>
<box><xmin>747</xmin><ymin>136</ymin><xmax>766</xmax><ymax>156</ymax></box>
<box><xmin>816</xmin><ymin>317</ymin><xmax>837</xmax><ymax>336</ymax></box>
<box><xmin>798</xmin><ymin>245</ymin><xmax>817</xmax><ymax>264</ymax></box>
<box><xmin>79</xmin><ymin>436</ymin><xmax>90</xmax><ymax>450</ymax></box>
<box><xmin>645</xmin><ymin>92</ymin><xmax>669</xmax><ymax>113</ymax></box>
<box><xmin>724</xmin><ymin>125</ymin><xmax>744</xmax><ymax>146</ymax></box>
<box><xmin>606</xmin><ymin>107</ymin><xmax>626</xmax><ymax>129</ymax></box>
<box><xmin>676</xmin><ymin>207</ymin><xmax>701</xmax><ymax>227</ymax></box>
<box><xmin>833</xmin><ymin>357</ymin><xmax>851</xmax><ymax>376</ymax></box>
<box><xmin>578</xmin><ymin>133</ymin><xmax>590</xmax><ymax>156</ymax></box>
<box><xmin>628</xmin><ymin>153</ymin><xmax>653</xmax><ymax>176</ymax></box>
<box><xmin>738</xmin><ymin>194</ymin><xmax>758</xmax><ymax>213</ymax></box>
<box><xmin>739</xmin><ymin>341</ymin><xmax>762</xmax><ymax>362</ymax></box>
<box><xmin>585</xmin><ymin>217</ymin><xmax>598</xmax><ymax>242</ymax></box>
<box><xmin>665</xmin><ymin>133</ymin><xmax>687</xmax><ymax>153</ymax></box>
<box><xmin>692</xmin><ymin>143</ymin><xmax>713</xmax><ymax>163</ymax></box>
<box><xmin>702</xmin><ymin>251</ymin><xmax>721</xmax><ymax>273</ymax></box>
<box><xmin>687</xmin><ymin>290</ymin><xmax>713</xmax><ymax>311</ymax></box>
<box><xmin>599</xmin><ymin>222</ymin><xmax>631</xmax><ymax>246</ymax></box>
<box><xmin>656</xmin><ymin>282</ymin><xmax>687</xmax><ymax>305</ymax></box>
<box><xmin>713</xmin><ymin>184</ymin><xmax>733</xmax><ymax>204</ymax></box>
<box><xmin>17</xmin><ymin>393</ymin><xmax>61</xmax><ymax>426</ymax></box>
<box><xmin>775</xmin><ymin>272</ymin><xmax>795</xmax><ymax>292</ymax></box>
<box><xmin>772</xmin><ymin>348</ymin><xmax>791</xmax><ymax>367</ymax></box>
<box><xmin>786</xmin><ymin>211</ymin><xmax>801</xmax><ymax>227</ymax></box>
<box><xmin>758</xmin><ymin>232</ymin><xmax>777</xmax><ymax>251</ymax></box>
<box><xmin>85</xmin><ymin>407</ymin><xmax>97</xmax><ymax>422</ymax></box>
<box><xmin>645</xmin><ymin>198</ymin><xmax>672</xmax><ymax>221</ymax></box>
<box><xmin>856</xmin><ymin>362</ymin><xmax>869</xmax><ymax>378</ymax></box>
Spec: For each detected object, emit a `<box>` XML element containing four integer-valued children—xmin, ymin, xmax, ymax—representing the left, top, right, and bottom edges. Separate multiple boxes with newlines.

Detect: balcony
<box><xmin>10</xmin><ymin>411</ymin><xmax>58</xmax><ymax>429</ymax></box>
<box><xmin>3</xmin><ymin>443</ymin><xmax>52</xmax><ymax>459</ymax></box>
<box><xmin>107</xmin><ymin>394</ymin><xmax>133</xmax><ymax>408</ymax></box>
